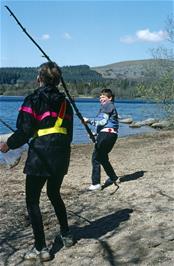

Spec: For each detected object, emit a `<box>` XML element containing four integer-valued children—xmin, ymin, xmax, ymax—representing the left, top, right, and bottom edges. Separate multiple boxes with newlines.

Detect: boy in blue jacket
<box><xmin>84</xmin><ymin>89</ymin><xmax>119</xmax><ymax>191</ymax></box>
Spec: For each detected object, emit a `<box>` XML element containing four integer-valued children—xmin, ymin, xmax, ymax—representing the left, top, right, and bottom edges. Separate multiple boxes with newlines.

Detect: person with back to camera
<box><xmin>0</xmin><ymin>62</ymin><xmax>74</xmax><ymax>261</ymax></box>
<box><xmin>83</xmin><ymin>88</ymin><xmax>119</xmax><ymax>191</ymax></box>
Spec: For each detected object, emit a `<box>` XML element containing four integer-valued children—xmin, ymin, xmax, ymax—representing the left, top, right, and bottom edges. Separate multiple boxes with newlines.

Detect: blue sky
<box><xmin>1</xmin><ymin>0</ymin><xmax>173</xmax><ymax>67</ymax></box>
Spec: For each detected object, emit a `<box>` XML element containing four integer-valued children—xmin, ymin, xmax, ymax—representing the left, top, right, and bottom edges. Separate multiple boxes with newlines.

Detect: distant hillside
<box><xmin>92</xmin><ymin>59</ymin><xmax>162</xmax><ymax>80</ymax></box>
<box><xmin>0</xmin><ymin>59</ymin><xmax>173</xmax><ymax>98</ymax></box>
<box><xmin>0</xmin><ymin>65</ymin><xmax>103</xmax><ymax>85</ymax></box>
<box><xmin>0</xmin><ymin>59</ymin><xmax>169</xmax><ymax>85</ymax></box>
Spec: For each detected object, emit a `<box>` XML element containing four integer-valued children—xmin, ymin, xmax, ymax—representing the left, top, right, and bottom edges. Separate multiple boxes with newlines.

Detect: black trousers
<box><xmin>26</xmin><ymin>174</ymin><xmax>69</xmax><ymax>251</ymax></box>
<box><xmin>91</xmin><ymin>132</ymin><xmax>118</xmax><ymax>185</ymax></box>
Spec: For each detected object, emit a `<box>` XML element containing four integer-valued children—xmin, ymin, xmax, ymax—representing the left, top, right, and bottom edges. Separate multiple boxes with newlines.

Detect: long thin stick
<box><xmin>5</xmin><ymin>5</ymin><xmax>96</xmax><ymax>143</ymax></box>
<box><xmin>0</xmin><ymin>118</ymin><xmax>15</xmax><ymax>132</ymax></box>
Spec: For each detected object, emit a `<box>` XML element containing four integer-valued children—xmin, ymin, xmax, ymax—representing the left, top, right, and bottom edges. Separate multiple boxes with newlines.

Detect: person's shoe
<box><xmin>24</xmin><ymin>247</ymin><xmax>51</xmax><ymax>261</ymax></box>
<box><xmin>60</xmin><ymin>231</ymin><xmax>74</xmax><ymax>248</ymax></box>
<box><xmin>88</xmin><ymin>184</ymin><xmax>101</xmax><ymax>191</ymax></box>
<box><xmin>24</xmin><ymin>247</ymin><xmax>40</xmax><ymax>260</ymax></box>
<box><xmin>40</xmin><ymin>247</ymin><xmax>51</xmax><ymax>262</ymax></box>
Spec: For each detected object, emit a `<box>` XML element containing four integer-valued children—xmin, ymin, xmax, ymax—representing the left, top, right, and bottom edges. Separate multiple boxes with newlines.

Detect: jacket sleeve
<box><xmin>7</xmin><ymin>96</ymin><xmax>37</xmax><ymax>149</ymax></box>
<box><xmin>90</xmin><ymin>113</ymin><xmax>109</xmax><ymax>127</ymax></box>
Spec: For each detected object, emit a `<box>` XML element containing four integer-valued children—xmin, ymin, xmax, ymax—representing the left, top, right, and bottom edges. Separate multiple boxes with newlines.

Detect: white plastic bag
<box><xmin>0</xmin><ymin>148</ymin><xmax>23</xmax><ymax>168</ymax></box>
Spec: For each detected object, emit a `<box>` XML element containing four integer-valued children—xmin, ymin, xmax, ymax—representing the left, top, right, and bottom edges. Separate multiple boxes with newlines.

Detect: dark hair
<box><xmin>38</xmin><ymin>62</ymin><xmax>62</xmax><ymax>86</ymax></box>
<box><xmin>101</xmin><ymin>88</ymin><xmax>115</xmax><ymax>102</ymax></box>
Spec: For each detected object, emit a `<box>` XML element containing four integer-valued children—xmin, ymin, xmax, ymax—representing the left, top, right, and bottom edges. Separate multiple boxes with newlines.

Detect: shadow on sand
<box><xmin>119</xmin><ymin>170</ymin><xmax>146</xmax><ymax>183</ymax></box>
<box><xmin>50</xmin><ymin>208</ymin><xmax>133</xmax><ymax>261</ymax></box>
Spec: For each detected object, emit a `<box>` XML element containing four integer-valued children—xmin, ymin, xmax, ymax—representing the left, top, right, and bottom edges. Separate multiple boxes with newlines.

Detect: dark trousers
<box><xmin>91</xmin><ymin>132</ymin><xmax>118</xmax><ymax>185</ymax></box>
<box><xmin>26</xmin><ymin>174</ymin><xmax>69</xmax><ymax>251</ymax></box>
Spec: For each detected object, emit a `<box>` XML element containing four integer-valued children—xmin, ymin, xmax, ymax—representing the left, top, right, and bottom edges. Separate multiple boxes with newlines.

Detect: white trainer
<box><xmin>40</xmin><ymin>247</ymin><xmax>51</xmax><ymax>261</ymax></box>
<box><xmin>88</xmin><ymin>184</ymin><xmax>101</xmax><ymax>191</ymax></box>
<box><xmin>24</xmin><ymin>247</ymin><xmax>40</xmax><ymax>260</ymax></box>
<box><xmin>24</xmin><ymin>247</ymin><xmax>51</xmax><ymax>261</ymax></box>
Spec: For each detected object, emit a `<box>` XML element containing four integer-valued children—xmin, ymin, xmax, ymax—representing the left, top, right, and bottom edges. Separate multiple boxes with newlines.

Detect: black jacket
<box><xmin>7</xmin><ymin>86</ymin><xmax>73</xmax><ymax>176</ymax></box>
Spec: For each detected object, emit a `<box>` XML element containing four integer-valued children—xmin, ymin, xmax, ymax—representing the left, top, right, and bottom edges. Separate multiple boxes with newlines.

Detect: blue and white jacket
<box><xmin>90</xmin><ymin>101</ymin><xmax>119</xmax><ymax>134</ymax></box>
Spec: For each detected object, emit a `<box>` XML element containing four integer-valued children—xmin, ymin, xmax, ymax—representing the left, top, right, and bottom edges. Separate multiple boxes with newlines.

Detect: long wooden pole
<box><xmin>5</xmin><ymin>5</ymin><xmax>96</xmax><ymax>143</ymax></box>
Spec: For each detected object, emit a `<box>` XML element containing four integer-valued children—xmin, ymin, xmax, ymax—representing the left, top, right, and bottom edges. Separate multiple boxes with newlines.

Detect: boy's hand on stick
<box><xmin>83</xmin><ymin>117</ymin><xmax>90</xmax><ymax>124</ymax></box>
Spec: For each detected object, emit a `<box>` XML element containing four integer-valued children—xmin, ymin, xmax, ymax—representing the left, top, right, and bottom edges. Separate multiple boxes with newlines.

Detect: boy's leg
<box><xmin>47</xmin><ymin>174</ymin><xmax>74</xmax><ymax>247</ymax></box>
<box><xmin>47</xmin><ymin>173</ymin><xmax>69</xmax><ymax>233</ymax></box>
<box><xmin>25</xmin><ymin>175</ymin><xmax>47</xmax><ymax>251</ymax></box>
<box><xmin>100</xmin><ymin>153</ymin><xmax>118</xmax><ymax>180</ymax></box>
<box><xmin>97</xmin><ymin>133</ymin><xmax>118</xmax><ymax>180</ymax></box>
<box><xmin>91</xmin><ymin>148</ymin><xmax>101</xmax><ymax>185</ymax></box>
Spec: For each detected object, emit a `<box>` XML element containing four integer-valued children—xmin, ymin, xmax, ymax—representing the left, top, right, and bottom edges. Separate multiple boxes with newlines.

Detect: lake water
<box><xmin>0</xmin><ymin>96</ymin><xmax>166</xmax><ymax>144</ymax></box>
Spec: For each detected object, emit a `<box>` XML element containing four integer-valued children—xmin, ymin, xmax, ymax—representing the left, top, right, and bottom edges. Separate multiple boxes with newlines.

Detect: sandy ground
<box><xmin>0</xmin><ymin>130</ymin><xmax>174</xmax><ymax>266</ymax></box>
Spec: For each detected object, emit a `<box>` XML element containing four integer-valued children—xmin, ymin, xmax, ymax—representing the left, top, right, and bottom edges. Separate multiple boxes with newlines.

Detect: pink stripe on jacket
<box><xmin>19</xmin><ymin>106</ymin><xmax>58</xmax><ymax>121</ymax></box>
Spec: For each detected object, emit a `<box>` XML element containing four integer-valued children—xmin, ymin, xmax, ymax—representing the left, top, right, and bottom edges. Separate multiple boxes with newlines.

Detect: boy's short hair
<box><xmin>101</xmin><ymin>89</ymin><xmax>115</xmax><ymax>101</ymax></box>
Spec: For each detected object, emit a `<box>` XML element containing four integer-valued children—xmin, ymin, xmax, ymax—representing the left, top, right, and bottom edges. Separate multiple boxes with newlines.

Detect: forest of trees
<box><xmin>0</xmin><ymin>64</ymin><xmax>147</xmax><ymax>99</ymax></box>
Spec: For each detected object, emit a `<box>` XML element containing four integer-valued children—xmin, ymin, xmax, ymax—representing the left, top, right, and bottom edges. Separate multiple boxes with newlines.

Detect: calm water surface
<box><xmin>0</xmin><ymin>97</ymin><xmax>166</xmax><ymax>144</ymax></box>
